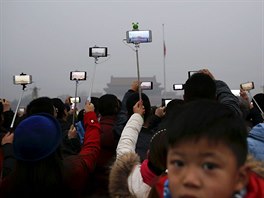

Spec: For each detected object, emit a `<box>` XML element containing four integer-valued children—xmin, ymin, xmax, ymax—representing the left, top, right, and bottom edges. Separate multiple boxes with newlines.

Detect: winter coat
<box><xmin>0</xmin><ymin>111</ymin><xmax>101</xmax><ymax>197</ymax></box>
<box><xmin>248</xmin><ymin>123</ymin><xmax>264</xmax><ymax>161</ymax></box>
<box><xmin>215</xmin><ymin>80</ymin><xmax>242</xmax><ymax>117</ymax></box>
<box><xmin>109</xmin><ymin>113</ymin><xmax>159</xmax><ymax>198</ymax></box>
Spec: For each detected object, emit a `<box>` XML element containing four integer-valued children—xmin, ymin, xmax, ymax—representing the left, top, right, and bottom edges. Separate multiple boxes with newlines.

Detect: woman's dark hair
<box><xmin>2</xmin><ymin>149</ymin><xmax>73</xmax><ymax>197</ymax></box>
<box><xmin>98</xmin><ymin>94</ymin><xmax>120</xmax><ymax>116</ymax></box>
<box><xmin>148</xmin><ymin>129</ymin><xmax>168</xmax><ymax>174</ymax></box>
<box><xmin>26</xmin><ymin>97</ymin><xmax>54</xmax><ymax>117</ymax></box>
<box><xmin>126</xmin><ymin>92</ymin><xmax>151</xmax><ymax>120</ymax></box>
<box><xmin>52</xmin><ymin>98</ymin><xmax>67</xmax><ymax>120</ymax></box>
<box><xmin>166</xmin><ymin>99</ymin><xmax>248</xmax><ymax>167</ymax></box>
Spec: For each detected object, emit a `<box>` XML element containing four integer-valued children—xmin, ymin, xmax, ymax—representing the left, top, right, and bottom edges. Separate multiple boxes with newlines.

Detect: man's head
<box><xmin>184</xmin><ymin>73</ymin><xmax>216</xmax><ymax>102</ymax></box>
<box><xmin>166</xmin><ymin>99</ymin><xmax>248</xmax><ymax>198</ymax></box>
<box><xmin>98</xmin><ymin>94</ymin><xmax>120</xmax><ymax>116</ymax></box>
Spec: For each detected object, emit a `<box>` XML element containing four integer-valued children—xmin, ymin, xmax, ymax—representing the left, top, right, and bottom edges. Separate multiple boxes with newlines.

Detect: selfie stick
<box><xmin>10</xmin><ymin>84</ymin><xmax>27</xmax><ymax>130</ymax></box>
<box><xmin>135</xmin><ymin>43</ymin><xmax>142</xmax><ymax>101</ymax></box>
<box><xmin>87</xmin><ymin>57</ymin><xmax>98</xmax><ymax>102</ymax></box>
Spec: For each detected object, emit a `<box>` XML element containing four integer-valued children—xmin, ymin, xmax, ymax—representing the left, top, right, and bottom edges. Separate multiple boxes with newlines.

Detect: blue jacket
<box><xmin>248</xmin><ymin>123</ymin><xmax>264</xmax><ymax>161</ymax></box>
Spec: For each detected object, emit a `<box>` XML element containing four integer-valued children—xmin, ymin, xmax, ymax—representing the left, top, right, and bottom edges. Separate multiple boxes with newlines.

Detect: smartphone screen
<box><xmin>240</xmin><ymin>82</ymin><xmax>254</xmax><ymax>91</ymax></box>
<box><xmin>141</xmin><ymin>81</ymin><xmax>153</xmax><ymax>90</ymax></box>
<box><xmin>162</xmin><ymin>98</ymin><xmax>172</xmax><ymax>107</ymax></box>
<box><xmin>89</xmin><ymin>47</ymin><xmax>108</xmax><ymax>57</ymax></box>
<box><xmin>70</xmin><ymin>71</ymin><xmax>86</xmax><ymax>81</ymax></box>
<box><xmin>188</xmin><ymin>71</ymin><xmax>199</xmax><ymax>78</ymax></box>
<box><xmin>13</xmin><ymin>75</ymin><xmax>32</xmax><ymax>85</ymax></box>
<box><xmin>70</xmin><ymin>97</ymin><xmax>81</xmax><ymax>103</ymax></box>
<box><xmin>126</xmin><ymin>30</ymin><xmax>152</xmax><ymax>44</ymax></box>
<box><xmin>173</xmin><ymin>84</ymin><xmax>184</xmax><ymax>90</ymax></box>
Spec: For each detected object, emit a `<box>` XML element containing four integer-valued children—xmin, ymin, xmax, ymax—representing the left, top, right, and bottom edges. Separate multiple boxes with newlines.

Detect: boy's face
<box><xmin>167</xmin><ymin>138</ymin><xmax>248</xmax><ymax>198</ymax></box>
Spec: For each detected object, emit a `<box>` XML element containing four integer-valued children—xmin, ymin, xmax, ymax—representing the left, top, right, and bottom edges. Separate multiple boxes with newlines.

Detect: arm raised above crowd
<box><xmin>200</xmin><ymin>69</ymin><xmax>242</xmax><ymax>117</ymax></box>
<box><xmin>78</xmin><ymin>102</ymin><xmax>101</xmax><ymax>171</ymax></box>
<box><xmin>116</xmin><ymin>101</ymin><xmax>145</xmax><ymax>159</ymax></box>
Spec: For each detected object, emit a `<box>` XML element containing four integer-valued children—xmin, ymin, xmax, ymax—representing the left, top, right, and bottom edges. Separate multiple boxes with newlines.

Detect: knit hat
<box><xmin>13</xmin><ymin>113</ymin><xmax>62</xmax><ymax>161</ymax></box>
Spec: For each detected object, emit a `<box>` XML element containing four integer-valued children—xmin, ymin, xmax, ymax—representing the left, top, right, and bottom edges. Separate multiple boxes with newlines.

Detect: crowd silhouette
<box><xmin>0</xmin><ymin>69</ymin><xmax>264</xmax><ymax>198</ymax></box>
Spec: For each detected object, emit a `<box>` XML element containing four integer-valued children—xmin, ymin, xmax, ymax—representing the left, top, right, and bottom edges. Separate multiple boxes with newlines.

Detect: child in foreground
<box><xmin>150</xmin><ymin>99</ymin><xmax>264</xmax><ymax>198</ymax></box>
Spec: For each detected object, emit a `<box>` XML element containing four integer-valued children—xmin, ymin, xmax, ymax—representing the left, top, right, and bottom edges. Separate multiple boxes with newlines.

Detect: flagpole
<box><xmin>162</xmin><ymin>24</ymin><xmax>166</xmax><ymax>95</ymax></box>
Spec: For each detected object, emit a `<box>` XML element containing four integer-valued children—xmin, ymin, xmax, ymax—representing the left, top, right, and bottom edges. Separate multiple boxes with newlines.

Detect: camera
<box><xmin>240</xmin><ymin>81</ymin><xmax>254</xmax><ymax>91</ymax></box>
<box><xmin>173</xmin><ymin>84</ymin><xmax>184</xmax><ymax>90</ymax></box>
<box><xmin>126</xmin><ymin>30</ymin><xmax>152</xmax><ymax>44</ymax></box>
<box><xmin>188</xmin><ymin>71</ymin><xmax>199</xmax><ymax>78</ymax></box>
<box><xmin>141</xmin><ymin>81</ymin><xmax>153</xmax><ymax>90</ymax></box>
<box><xmin>70</xmin><ymin>71</ymin><xmax>87</xmax><ymax>81</ymax></box>
<box><xmin>13</xmin><ymin>74</ymin><xmax>32</xmax><ymax>85</ymax></box>
<box><xmin>162</xmin><ymin>98</ymin><xmax>172</xmax><ymax>107</ymax></box>
<box><xmin>89</xmin><ymin>47</ymin><xmax>108</xmax><ymax>57</ymax></box>
<box><xmin>70</xmin><ymin>97</ymin><xmax>81</xmax><ymax>104</ymax></box>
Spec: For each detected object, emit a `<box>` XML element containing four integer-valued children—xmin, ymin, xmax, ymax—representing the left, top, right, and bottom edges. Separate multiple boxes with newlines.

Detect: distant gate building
<box><xmin>104</xmin><ymin>76</ymin><xmax>164</xmax><ymax>106</ymax></box>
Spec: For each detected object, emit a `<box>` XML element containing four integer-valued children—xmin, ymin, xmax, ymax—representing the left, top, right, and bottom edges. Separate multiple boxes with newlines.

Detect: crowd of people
<box><xmin>0</xmin><ymin>69</ymin><xmax>264</xmax><ymax>198</ymax></box>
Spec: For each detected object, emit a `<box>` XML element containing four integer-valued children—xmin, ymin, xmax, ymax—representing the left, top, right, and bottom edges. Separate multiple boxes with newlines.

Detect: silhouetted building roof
<box><xmin>104</xmin><ymin>76</ymin><xmax>164</xmax><ymax>106</ymax></box>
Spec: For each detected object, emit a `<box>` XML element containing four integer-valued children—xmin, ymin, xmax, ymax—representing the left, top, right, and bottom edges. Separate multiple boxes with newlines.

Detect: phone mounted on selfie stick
<box><xmin>125</xmin><ymin>23</ymin><xmax>152</xmax><ymax>101</ymax></box>
<box><xmin>10</xmin><ymin>73</ymin><xmax>32</xmax><ymax>130</ymax></box>
<box><xmin>87</xmin><ymin>46</ymin><xmax>108</xmax><ymax>102</ymax></box>
<box><xmin>70</xmin><ymin>70</ymin><xmax>87</xmax><ymax>125</ymax></box>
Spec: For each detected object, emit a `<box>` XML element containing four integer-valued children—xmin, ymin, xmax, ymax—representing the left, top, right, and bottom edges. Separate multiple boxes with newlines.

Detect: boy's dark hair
<box><xmin>26</xmin><ymin>97</ymin><xmax>54</xmax><ymax>117</ymax></box>
<box><xmin>184</xmin><ymin>73</ymin><xmax>216</xmax><ymax>102</ymax></box>
<box><xmin>98</xmin><ymin>94</ymin><xmax>120</xmax><ymax>116</ymax></box>
<box><xmin>126</xmin><ymin>92</ymin><xmax>151</xmax><ymax>120</ymax></box>
<box><xmin>166</xmin><ymin>99</ymin><xmax>248</xmax><ymax>167</ymax></box>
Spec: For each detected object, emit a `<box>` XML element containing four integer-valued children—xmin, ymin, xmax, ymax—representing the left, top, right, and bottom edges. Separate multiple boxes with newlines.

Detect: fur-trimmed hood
<box><xmin>246</xmin><ymin>154</ymin><xmax>264</xmax><ymax>177</ymax></box>
<box><xmin>109</xmin><ymin>152</ymin><xmax>140</xmax><ymax>198</ymax></box>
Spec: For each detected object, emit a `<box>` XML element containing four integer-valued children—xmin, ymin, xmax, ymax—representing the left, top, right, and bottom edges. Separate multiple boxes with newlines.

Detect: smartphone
<box><xmin>141</xmin><ymin>81</ymin><xmax>153</xmax><ymax>90</ymax></box>
<box><xmin>70</xmin><ymin>71</ymin><xmax>87</xmax><ymax>81</ymax></box>
<box><xmin>89</xmin><ymin>47</ymin><xmax>108</xmax><ymax>57</ymax></box>
<box><xmin>13</xmin><ymin>75</ymin><xmax>32</xmax><ymax>85</ymax></box>
<box><xmin>162</xmin><ymin>98</ymin><xmax>172</xmax><ymax>107</ymax></box>
<box><xmin>18</xmin><ymin>107</ymin><xmax>26</xmax><ymax>114</ymax></box>
<box><xmin>188</xmin><ymin>71</ymin><xmax>199</xmax><ymax>78</ymax></box>
<box><xmin>231</xmin><ymin>89</ymin><xmax>240</xmax><ymax>96</ymax></box>
<box><xmin>240</xmin><ymin>82</ymin><xmax>254</xmax><ymax>91</ymax></box>
<box><xmin>70</xmin><ymin>97</ymin><xmax>81</xmax><ymax>103</ymax></box>
<box><xmin>173</xmin><ymin>84</ymin><xmax>184</xmax><ymax>90</ymax></box>
<box><xmin>126</xmin><ymin>30</ymin><xmax>152</xmax><ymax>44</ymax></box>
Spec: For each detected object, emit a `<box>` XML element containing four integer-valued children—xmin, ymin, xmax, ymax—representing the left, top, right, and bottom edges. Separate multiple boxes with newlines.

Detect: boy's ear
<box><xmin>234</xmin><ymin>165</ymin><xmax>249</xmax><ymax>192</ymax></box>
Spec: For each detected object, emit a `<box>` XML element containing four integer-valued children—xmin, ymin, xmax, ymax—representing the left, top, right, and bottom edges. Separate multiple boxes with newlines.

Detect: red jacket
<box><xmin>62</xmin><ymin>111</ymin><xmax>101</xmax><ymax>196</ymax></box>
<box><xmin>153</xmin><ymin>171</ymin><xmax>264</xmax><ymax>198</ymax></box>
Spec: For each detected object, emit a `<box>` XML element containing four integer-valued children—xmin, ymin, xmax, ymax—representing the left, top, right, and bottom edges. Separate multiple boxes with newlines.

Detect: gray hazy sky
<box><xmin>1</xmin><ymin>0</ymin><xmax>263</xmax><ymax>102</ymax></box>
